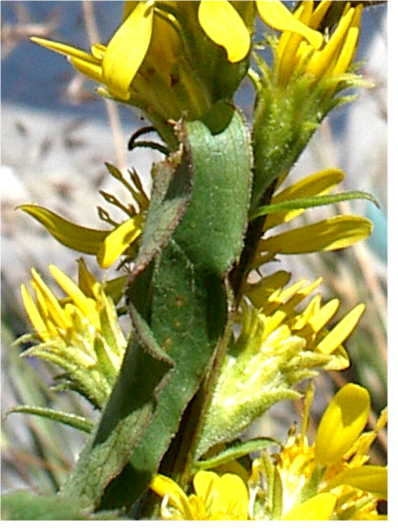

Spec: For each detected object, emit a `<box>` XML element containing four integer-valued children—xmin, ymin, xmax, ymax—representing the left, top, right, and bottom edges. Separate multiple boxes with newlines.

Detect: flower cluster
<box><xmin>195</xmin><ymin>271</ymin><xmax>364</xmax><ymax>458</ymax></box>
<box><xmin>6</xmin><ymin>0</ymin><xmax>386</xmax><ymax>522</ymax></box>
<box><xmin>251</xmin><ymin>1</ymin><xmax>367</xmax><ymax>208</ymax></box>
<box><xmin>19</xmin><ymin>259</ymin><xmax>126</xmax><ymax>409</ymax></box>
<box><xmin>151</xmin><ymin>383</ymin><xmax>387</xmax><ymax>520</ymax></box>
<box><xmin>31</xmin><ymin>1</ymin><xmax>326</xmax><ymax>146</ymax></box>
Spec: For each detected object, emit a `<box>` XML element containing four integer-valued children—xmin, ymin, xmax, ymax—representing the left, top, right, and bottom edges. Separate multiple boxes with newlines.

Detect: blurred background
<box><xmin>1</xmin><ymin>1</ymin><xmax>387</xmax><ymax>496</ymax></box>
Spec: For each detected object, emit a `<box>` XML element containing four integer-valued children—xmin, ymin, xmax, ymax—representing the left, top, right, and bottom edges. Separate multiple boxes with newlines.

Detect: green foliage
<box><xmin>57</xmin><ymin>102</ymin><xmax>253</xmax><ymax>509</ymax></box>
<box><xmin>1</xmin><ymin>491</ymin><xmax>118</xmax><ymax>520</ymax></box>
<box><xmin>3</xmin><ymin>1</ymin><xmax>386</xmax><ymax>520</ymax></box>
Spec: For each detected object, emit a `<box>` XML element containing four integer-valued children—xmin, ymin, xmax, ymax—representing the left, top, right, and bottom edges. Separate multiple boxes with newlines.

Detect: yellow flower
<box><xmin>19</xmin><ymin>259</ymin><xmax>126</xmax><ymax>409</ymax></box>
<box><xmin>31</xmin><ymin>1</ymin><xmax>252</xmax><ymax>144</ymax></box>
<box><xmin>31</xmin><ymin>1</ymin><xmax>322</xmax><ymax>97</ymax></box>
<box><xmin>150</xmin><ymin>470</ymin><xmax>250</xmax><ymax>520</ymax></box>
<box><xmin>259</xmin><ymin>382</ymin><xmax>388</xmax><ymax>520</ymax></box>
<box><xmin>275</xmin><ymin>0</ymin><xmax>363</xmax><ymax>87</ymax></box>
<box><xmin>31</xmin><ymin>1</ymin><xmax>325</xmax><ymax>145</ymax></box>
<box><xmin>251</xmin><ymin>3</ymin><xmax>366</xmax><ymax>208</ymax></box>
<box><xmin>149</xmin><ymin>383</ymin><xmax>386</xmax><ymax>521</ymax></box>
<box><xmin>194</xmin><ymin>271</ymin><xmax>364</xmax><ymax>458</ymax></box>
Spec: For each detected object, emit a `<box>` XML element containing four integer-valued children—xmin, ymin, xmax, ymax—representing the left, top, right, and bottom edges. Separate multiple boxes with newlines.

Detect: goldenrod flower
<box><xmin>275</xmin><ymin>1</ymin><xmax>363</xmax><ymax>87</ymax></box>
<box><xmin>195</xmin><ymin>271</ymin><xmax>364</xmax><ymax>458</ymax></box>
<box><xmin>251</xmin><ymin>2</ymin><xmax>366</xmax><ymax>207</ymax></box>
<box><xmin>149</xmin><ymin>384</ymin><xmax>386</xmax><ymax>520</ymax></box>
<box><xmin>150</xmin><ymin>470</ymin><xmax>250</xmax><ymax>520</ymax></box>
<box><xmin>19</xmin><ymin>260</ymin><xmax>126</xmax><ymax>409</ymax></box>
<box><xmin>253</xmin><ymin>382</ymin><xmax>388</xmax><ymax>520</ymax></box>
<box><xmin>31</xmin><ymin>1</ymin><xmax>252</xmax><ymax>144</ymax></box>
<box><xmin>31</xmin><ymin>1</ymin><xmax>325</xmax><ymax>145</ymax></box>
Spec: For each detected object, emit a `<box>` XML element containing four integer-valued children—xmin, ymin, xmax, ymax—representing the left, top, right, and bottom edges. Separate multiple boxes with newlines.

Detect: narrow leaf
<box><xmin>251</xmin><ymin>191</ymin><xmax>379</xmax><ymax>220</ymax></box>
<box><xmin>8</xmin><ymin>406</ymin><xmax>94</xmax><ymax>433</ymax></box>
<box><xmin>193</xmin><ymin>437</ymin><xmax>277</xmax><ymax>472</ymax></box>
<box><xmin>261</xmin><ymin>168</ymin><xmax>345</xmax><ymax>230</ymax></box>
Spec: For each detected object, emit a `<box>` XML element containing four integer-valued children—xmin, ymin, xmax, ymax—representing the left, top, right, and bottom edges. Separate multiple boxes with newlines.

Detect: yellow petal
<box><xmin>17</xmin><ymin>205</ymin><xmax>110</xmax><ymax>255</ymax></box>
<box><xmin>306</xmin><ymin>298</ymin><xmax>339</xmax><ymax>333</ymax></box>
<box><xmin>245</xmin><ymin>270</ymin><xmax>291</xmax><ymax>308</ymax></box>
<box><xmin>216</xmin><ymin>473</ymin><xmax>249</xmax><ymax>517</ymax></box>
<box><xmin>278</xmin><ymin>277</ymin><xmax>322</xmax><ymax>306</ymax></box>
<box><xmin>193</xmin><ymin>470</ymin><xmax>219</xmax><ymax>505</ymax></box>
<box><xmin>257</xmin><ymin>215</ymin><xmax>372</xmax><ymax>258</ymax></box>
<box><xmin>310</xmin><ymin>1</ymin><xmax>334</xmax><ymax>30</ymax></box>
<box><xmin>307</xmin><ymin>6</ymin><xmax>356</xmax><ymax>78</ymax></box>
<box><xmin>31</xmin><ymin>38</ymin><xmax>104</xmax><ymax>85</ymax></box>
<box><xmin>275</xmin><ymin>1</ymin><xmax>314</xmax><ymax>84</ymax></box>
<box><xmin>20</xmin><ymin>283</ymin><xmax>49</xmax><ymax>340</ymax></box>
<box><xmin>198</xmin><ymin>0</ymin><xmax>250</xmax><ymax>62</ymax></box>
<box><xmin>77</xmin><ymin>258</ymin><xmax>101</xmax><ymax>299</ymax></box>
<box><xmin>292</xmin><ymin>293</ymin><xmax>321</xmax><ymax>328</ymax></box>
<box><xmin>97</xmin><ymin>215</ymin><xmax>144</xmax><ymax>268</ymax></box>
<box><xmin>31</xmin><ymin>36</ymin><xmax>101</xmax><ymax>65</ymax></box>
<box><xmin>283</xmin><ymin>492</ymin><xmax>337</xmax><ymax>520</ymax></box>
<box><xmin>272</xmin><ymin>278</ymin><xmax>306</xmax><ymax>303</ymax></box>
<box><xmin>69</xmin><ymin>57</ymin><xmax>104</xmax><ymax>84</ymax></box>
<box><xmin>91</xmin><ymin>43</ymin><xmax>106</xmax><ymax>60</ymax></box>
<box><xmin>327</xmin><ymin>465</ymin><xmax>387</xmax><ymax>500</ymax></box>
<box><xmin>150</xmin><ymin>474</ymin><xmax>194</xmax><ymax>519</ymax></box>
<box><xmin>315</xmin><ymin>383</ymin><xmax>370</xmax><ymax>465</ymax></box>
<box><xmin>49</xmin><ymin>265</ymin><xmax>98</xmax><ymax>328</ymax></box>
<box><xmin>332</xmin><ymin>4</ymin><xmax>363</xmax><ymax>76</ymax></box>
<box><xmin>123</xmin><ymin>1</ymin><xmax>140</xmax><ymax>20</ymax></box>
<box><xmin>103</xmin><ymin>1</ymin><xmax>154</xmax><ymax>100</ymax></box>
<box><xmin>316</xmin><ymin>303</ymin><xmax>365</xmax><ymax>356</ymax></box>
<box><xmin>256</xmin><ymin>0</ymin><xmax>323</xmax><ymax>49</ymax></box>
<box><xmin>29</xmin><ymin>268</ymin><xmax>71</xmax><ymax>331</ymax></box>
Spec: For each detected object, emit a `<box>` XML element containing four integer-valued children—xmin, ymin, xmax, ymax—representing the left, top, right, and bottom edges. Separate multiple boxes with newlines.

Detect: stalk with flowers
<box><xmin>2</xmin><ymin>1</ymin><xmax>387</xmax><ymax>521</ymax></box>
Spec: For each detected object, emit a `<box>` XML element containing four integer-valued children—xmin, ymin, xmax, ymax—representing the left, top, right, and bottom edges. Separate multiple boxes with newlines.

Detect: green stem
<box><xmin>178</xmin><ymin>288</ymin><xmax>238</xmax><ymax>487</ymax></box>
<box><xmin>231</xmin><ymin>180</ymin><xmax>278</xmax><ymax>300</ymax></box>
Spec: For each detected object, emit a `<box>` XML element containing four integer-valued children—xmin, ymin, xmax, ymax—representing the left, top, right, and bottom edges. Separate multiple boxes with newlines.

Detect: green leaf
<box><xmin>173</xmin><ymin>101</ymin><xmax>252</xmax><ymax>273</ymax></box>
<box><xmin>58</xmin><ymin>122</ymin><xmax>195</xmax><ymax>505</ymax></box>
<box><xmin>120</xmin><ymin>101</ymin><xmax>253</xmax><ymax>503</ymax></box>
<box><xmin>131</xmin><ymin>145</ymin><xmax>193</xmax><ymax>278</ymax></box>
<box><xmin>193</xmin><ymin>437</ymin><xmax>277</xmax><ymax>472</ymax></box>
<box><xmin>250</xmin><ymin>191</ymin><xmax>379</xmax><ymax>220</ymax></box>
<box><xmin>58</xmin><ymin>328</ymin><xmax>173</xmax><ymax>506</ymax></box>
<box><xmin>1</xmin><ymin>491</ymin><xmax>118</xmax><ymax>520</ymax></box>
<box><xmin>59</xmin><ymin>101</ymin><xmax>253</xmax><ymax>510</ymax></box>
<box><xmin>8</xmin><ymin>406</ymin><xmax>94</xmax><ymax>433</ymax></box>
